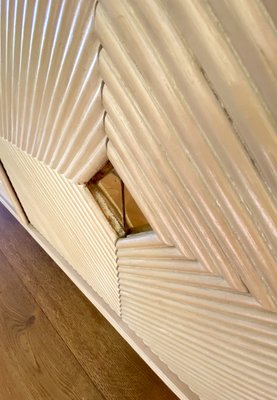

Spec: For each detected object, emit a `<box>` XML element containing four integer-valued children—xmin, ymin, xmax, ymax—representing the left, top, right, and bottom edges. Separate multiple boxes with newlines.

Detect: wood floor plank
<box><xmin>0</xmin><ymin>204</ymin><xmax>177</xmax><ymax>400</ymax></box>
<box><xmin>0</xmin><ymin>249</ymin><xmax>105</xmax><ymax>400</ymax></box>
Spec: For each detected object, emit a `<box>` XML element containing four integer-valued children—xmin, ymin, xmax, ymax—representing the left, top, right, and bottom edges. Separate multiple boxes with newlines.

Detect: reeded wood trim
<box><xmin>0</xmin><ymin>0</ymin><xmax>107</xmax><ymax>183</ymax></box>
<box><xmin>0</xmin><ymin>140</ymin><xmax>120</xmax><ymax>314</ymax></box>
<box><xmin>97</xmin><ymin>0</ymin><xmax>277</xmax><ymax>312</ymax></box>
<box><xmin>117</xmin><ymin>231</ymin><xmax>277</xmax><ymax>400</ymax></box>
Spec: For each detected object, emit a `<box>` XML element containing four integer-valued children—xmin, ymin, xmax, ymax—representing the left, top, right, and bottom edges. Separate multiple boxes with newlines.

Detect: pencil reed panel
<box><xmin>117</xmin><ymin>232</ymin><xmax>227</xmax><ymax>290</ymax></box>
<box><xmin>0</xmin><ymin>0</ymin><xmax>107</xmax><ymax>184</ymax></box>
<box><xmin>0</xmin><ymin>1</ymin><xmax>277</xmax><ymax>400</ymax></box>
<box><xmin>96</xmin><ymin>0</ymin><xmax>277</xmax><ymax>311</ymax></box>
<box><xmin>208</xmin><ymin>0</ymin><xmax>277</xmax><ymax>125</ymax></box>
<box><xmin>0</xmin><ymin>139</ymin><xmax>120</xmax><ymax>314</ymax></box>
<box><xmin>117</xmin><ymin>232</ymin><xmax>277</xmax><ymax>400</ymax></box>
<box><xmin>98</xmin><ymin>1</ymin><xmax>277</xmax><ymax>398</ymax></box>
<box><xmin>167</xmin><ymin>0</ymin><xmax>277</xmax><ymax>197</ymax></box>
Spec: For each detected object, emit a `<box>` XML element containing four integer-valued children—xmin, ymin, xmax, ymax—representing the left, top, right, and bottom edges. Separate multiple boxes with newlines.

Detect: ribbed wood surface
<box><xmin>0</xmin><ymin>0</ymin><xmax>107</xmax><ymax>183</ymax></box>
<box><xmin>97</xmin><ymin>1</ymin><xmax>277</xmax><ymax>399</ymax></box>
<box><xmin>0</xmin><ymin>1</ymin><xmax>277</xmax><ymax>399</ymax></box>
<box><xmin>117</xmin><ymin>232</ymin><xmax>277</xmax><ymax>400</ymax></box>
<box><xmin>96</xmin><ymin>0</ymin><xmax>277</xmax><ymax>312</ymax></box>
<box><xmin>0</xmin><ymin>139</ymin><xmax>120</xmax><ymax>314</ymax></box>
<box><xmin>117</xmin><ymin>231</ymin><xmax>228</xmax><ymax>290</ymax></box>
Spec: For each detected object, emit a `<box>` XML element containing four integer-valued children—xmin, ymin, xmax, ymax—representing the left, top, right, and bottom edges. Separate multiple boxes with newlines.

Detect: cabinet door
<box><xmin>0</xmin><ymin>1</ymin><xmax>276</xmax><ymax>400</ymax></box>
<box><xmin>0</xmin><ymin>141</ymin><xmax>120</xmax><ymax>315</ymax></box>
<box><xmin>97</xmin><ymin>1</ymin><xmax>277</xmax><ymax>399</ymax></box>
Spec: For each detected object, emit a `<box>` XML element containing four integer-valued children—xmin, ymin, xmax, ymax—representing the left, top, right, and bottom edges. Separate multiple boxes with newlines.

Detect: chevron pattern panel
<box><xmin>96</xmin><ymin>0</ymin><xmax>277</xmax><ymax>311</ymax></box>
<box><xmin>0</xmin><ymin>139</ymin><xmax>120</xmax><ymax>314</ymax></box>
<box><xmin>0</xmin><ymin>1</ymin><xmax>276</xmax><ymax>400</ymax></box>
<box><xmin>96</xmin><ymin>1</ymin><xmax>277</xmax><ymax>399</ymax></box>
<box><xmin>117</xmin><ymin>233</ymin><xmax>277</xmax><ymax>400</ymax></box>
<box><xmin>0</xmin><ymin>0</ymin><xmax>107</xmax><ymax>183</ymax></box>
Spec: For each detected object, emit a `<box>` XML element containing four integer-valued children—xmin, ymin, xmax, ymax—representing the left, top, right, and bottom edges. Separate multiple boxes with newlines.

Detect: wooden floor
<box><xmin>0</xmin><ymin>203</ymin><xmax>178</xmax><ymax>400</ymax></box>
